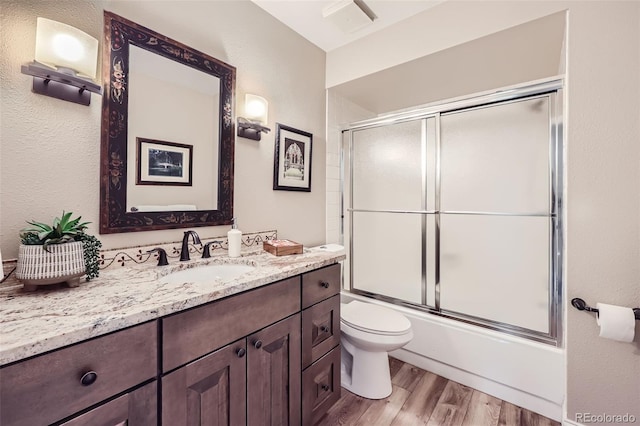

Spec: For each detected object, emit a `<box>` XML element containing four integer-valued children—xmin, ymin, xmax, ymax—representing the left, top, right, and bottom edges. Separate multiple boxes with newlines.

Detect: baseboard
<box><xmin>562</xmin><ymin>419</ymin><xmax>584</xmax><ymax>426</ymax></box>
<box><xmin>391</xmin><ymin>348</ymin><xmax>563</xmax><ymax>422</ymax></box>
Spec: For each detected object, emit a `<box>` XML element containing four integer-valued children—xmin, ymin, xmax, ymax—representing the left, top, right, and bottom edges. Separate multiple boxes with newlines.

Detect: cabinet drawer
<box><xmin>302</xmin><ymin>263</ymin><xmax>340</xmax><ymax>308</ymax></box>
<box><xmin>302</xmin><ymin>346</ymin><xmax>341</xmax><ymax>426</ymax></box>
<box><xmin>60</xmin><ymin>381</ymin><xmax>157</xmax><ymax>426</ymax></box>
<box><xmin>0</xmin><ymin>321</ymin><xmax>157</xmax><ymax>426</ymax></box>
<box><xmin>163</xmin><ymin>276</ymin><xmax>301</xmax><ymax>372</ymax></box>
<box><xmin>302</xmin><ymin>295</ymin><xmax>340</xmax><ymax>368</ymax></box>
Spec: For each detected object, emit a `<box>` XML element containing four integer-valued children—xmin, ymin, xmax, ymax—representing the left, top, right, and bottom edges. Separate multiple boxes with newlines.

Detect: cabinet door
<box><xmin>60</xmin><ymin>381</ymin><xmax>157</xmax><ymax>426</ymax></box>
<box><xmin>247</xmin><ymin>314</ymin><xmax>301</xmax><ymax>426</ymax></box>
<box><xmin>162</xmin><ymin>341</ymin><xmax>247</xmax><ymax>426</ymax></box>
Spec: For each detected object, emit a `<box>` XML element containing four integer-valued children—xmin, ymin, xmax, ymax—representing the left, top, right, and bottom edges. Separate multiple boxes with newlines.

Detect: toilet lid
<box><xmin>341</xmin><ymin>301</ymin><xmax>411</xmax><ymax>335</ymax></box>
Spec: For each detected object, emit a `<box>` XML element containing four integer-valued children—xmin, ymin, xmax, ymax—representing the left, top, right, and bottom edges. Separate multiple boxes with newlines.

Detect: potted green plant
<box><xmin>16</xmin><ymin>212</ymin><xmax>102</xmax><ymax>291</ymax></box>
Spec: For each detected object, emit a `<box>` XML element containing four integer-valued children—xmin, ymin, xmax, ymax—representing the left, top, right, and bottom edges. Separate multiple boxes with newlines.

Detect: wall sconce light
<box><xmin>237</xmin><ymin>94</ymin><xmax>271</xmax><ymax>141</ymax></box>
<box><xmin>21</xmin><ymin>18</ymin><xmax>102</xmax><ymax>106</ymax></box>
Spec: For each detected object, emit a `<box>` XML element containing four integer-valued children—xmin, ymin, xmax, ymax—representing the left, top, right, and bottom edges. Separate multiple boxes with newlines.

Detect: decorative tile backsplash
<box><xmin>0</xmin><ymin>230</ymin><xmax>277</xmax><ymax>292</ymax></box>
<box><xmin>99</xmin><ymin>230</ymin><xmax>277</xmax><ymax>270</ymax></box>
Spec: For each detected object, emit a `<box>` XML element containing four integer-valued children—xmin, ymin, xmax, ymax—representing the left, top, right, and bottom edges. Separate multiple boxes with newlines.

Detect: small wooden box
<box><xmin>263</xmin><ymin>239</ymin><xmax>303</xmax><ymax>256</ymax></box>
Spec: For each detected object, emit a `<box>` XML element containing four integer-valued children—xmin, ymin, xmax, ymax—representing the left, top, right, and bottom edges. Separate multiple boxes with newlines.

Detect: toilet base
<box><xmin>340</xmin><ymin>339</ymin><xmax>393</xmax><ymax>399</ymax></box>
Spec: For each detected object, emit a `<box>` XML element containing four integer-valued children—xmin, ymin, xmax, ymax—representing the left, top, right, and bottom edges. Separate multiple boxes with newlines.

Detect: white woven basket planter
<box><xmin>16</xmin><ymin>242</ymin><xmax>85</xmax><ymax>291</ymax></box>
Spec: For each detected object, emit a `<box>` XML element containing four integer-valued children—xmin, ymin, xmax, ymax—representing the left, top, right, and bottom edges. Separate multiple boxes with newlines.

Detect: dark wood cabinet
<box><xmin>247</xmin><ymin>314</ymin><xmax>301</xmax><ymax>426</ymax></box>
<box><xmin>0</xmin><ymin>262</ymin><xmax>342</xmax><ymax>426</ymax></box>
<box><xmin>60</xmin><ymin>381</ymin><xmax>157</xmax><ymax>426</ymax></box>
<box><xmin>300</xmin><ymin>264</ymin><xmax>342</xmax><ymax>425</ymax></box>
<box><xmin>162</xmin><ymin>341</ymin><xmax>247</xmax><ymax>425</ymax></box>
<box><xmin>0</xmin><ymin>322</ymin><xmax>157</xmax><ymax>426</ymax></box>
<box><xmin>163</xmin><ymin>313</ymin><xmax>302</xmax><ymax>426</ymax></box>
<box><xmin>162</xmin><ymin>277</ymin><xmax>300</xmax><ymax>372</ymax></box>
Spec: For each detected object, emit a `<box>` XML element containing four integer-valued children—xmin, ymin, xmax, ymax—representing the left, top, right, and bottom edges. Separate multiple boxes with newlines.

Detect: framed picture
<box><xmin>136</xmin><ymin>138</ymin><xmax>193</xmax><ymax>186</ymax></box>
<box><xmin>273</xmin><ymin>124</ymin><xmax>312</xmax><ymax>192</ymax></box>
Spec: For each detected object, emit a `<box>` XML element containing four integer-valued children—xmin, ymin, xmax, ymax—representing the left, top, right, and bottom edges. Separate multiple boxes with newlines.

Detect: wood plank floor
<box><xmin>320</xmin><ymin>357</ymin><xmax>560</xmax><ymax>426</ymax></box>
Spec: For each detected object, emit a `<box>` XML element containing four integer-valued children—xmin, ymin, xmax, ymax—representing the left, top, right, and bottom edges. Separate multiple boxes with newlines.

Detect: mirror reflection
<box><xmin>100</xmin><ymin>11</ymin><xmax>235</xmax><ymax>233</ymax></box>
<box><xmin>126</xmin><ymin>45</ymin><xmax>219</xmax><ymax>212</ymax></box>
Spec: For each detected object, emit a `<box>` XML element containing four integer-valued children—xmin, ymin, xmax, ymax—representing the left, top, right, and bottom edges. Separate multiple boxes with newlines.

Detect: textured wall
<box><xmin>0</xmin><ymin>0</ymin><xmax>103</xmax><ymax>257</ymax></box>
<box><xmin>0</xmin><ymin>0</ymin><xmax>326</xmax><ymax>258</ymax></box>
<box><xmin>564</xmin><ymin>2</ymin><xmax>640</xmax><ymax>422</ymax></box>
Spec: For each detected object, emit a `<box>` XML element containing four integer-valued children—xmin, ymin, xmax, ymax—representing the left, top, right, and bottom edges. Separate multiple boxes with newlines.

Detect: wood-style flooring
<box><xmin>320</xmin><ymin>357</ymin><xmax>560</xmax><ymax>426</ymax></box>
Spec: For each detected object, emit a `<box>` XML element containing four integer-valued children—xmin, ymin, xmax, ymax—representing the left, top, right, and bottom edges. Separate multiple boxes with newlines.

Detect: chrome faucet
<box><xmin>180</xmin><ymin>230</ymin><xmax>202</xmax><ymax>261</ymax></box>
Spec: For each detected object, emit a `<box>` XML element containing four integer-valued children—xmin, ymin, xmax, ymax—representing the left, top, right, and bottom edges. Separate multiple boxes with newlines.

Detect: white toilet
<box><xmin>340</xmin><ymin>300</ymin><xmax>413</xmax><ymax>399</ymax></box>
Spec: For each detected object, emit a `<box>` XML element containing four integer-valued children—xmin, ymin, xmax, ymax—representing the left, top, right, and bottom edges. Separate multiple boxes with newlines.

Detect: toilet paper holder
<box><xmin>571</xmin><ymin>298</ymin><xmax>640</xmax><ymax>321</ymax></box>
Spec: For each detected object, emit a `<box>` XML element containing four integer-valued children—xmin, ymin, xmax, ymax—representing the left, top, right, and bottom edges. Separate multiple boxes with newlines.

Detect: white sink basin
<box><xmin>160</xmin><ymin>263</ymin><xmax>256</xmax><ymax>284</ymax></box>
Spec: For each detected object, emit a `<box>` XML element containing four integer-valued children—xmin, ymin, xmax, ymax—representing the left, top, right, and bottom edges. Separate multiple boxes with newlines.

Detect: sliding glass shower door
<box><xmin>344</xmin><ymin>81</ymin><xmax>563</xmax><ymax>343</ymax></box>
<box><xmin>349</xmin><ymin>118</ymin><xmax>437</xmax><ymax>307</ymax></box>
<box><xmin>439</xmin><ymin>97</ymin><xmax>553</xmax><ymax>333</ymax></box>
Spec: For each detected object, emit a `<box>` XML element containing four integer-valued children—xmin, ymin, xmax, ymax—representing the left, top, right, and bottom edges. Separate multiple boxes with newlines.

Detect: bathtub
<box><xmin>340</xmin><ymin>292</ymin><xmax>564</xmax><ymax>421</ymax></box>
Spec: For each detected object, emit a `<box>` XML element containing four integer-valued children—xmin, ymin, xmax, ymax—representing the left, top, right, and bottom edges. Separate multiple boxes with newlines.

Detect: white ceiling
<box><xmin>251</xmin><ymin>0</ymin><xmax>444</xmax><ymax>52</ymax></box>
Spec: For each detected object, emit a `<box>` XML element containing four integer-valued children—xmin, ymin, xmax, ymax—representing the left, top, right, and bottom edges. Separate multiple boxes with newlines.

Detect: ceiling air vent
<box><xmin>322</xmin><ymin>0</ymin><xmax>377</xmax><ymax>34</ymax></box>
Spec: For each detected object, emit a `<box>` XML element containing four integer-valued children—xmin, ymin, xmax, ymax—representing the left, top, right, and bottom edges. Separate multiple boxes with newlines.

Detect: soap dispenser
<box><xmin>228</xmin><ymin>217</ymin><xmax>242</xmax><ymax>258</ymax></box>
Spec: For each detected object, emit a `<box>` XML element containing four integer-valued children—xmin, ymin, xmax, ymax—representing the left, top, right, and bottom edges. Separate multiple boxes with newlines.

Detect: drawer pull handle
<box><xmin>320</xmin><ymin>325</ymin><xmax>329</xmax><ymax>333</ymax></box>
<box><xmin>253</xmin><ymin>340</ymin><xmax>263</xmax><ymax>349</ymax></box>
<box><xmin>321</xmin><ymin>384</ymin><xmax>330</xmax><ymax>391</ymax></box>
<box><xmin>80</xmin><ymin>371</ymin><xmax>98</xmax><ymax>386</ymax></box>
<box><xmin>236</xmin><ymin>348</ymin><xmax>246</xmax><ymax>358</ymax></box>
<box><xmin>320</xmin><ymin>281</ymin><xmax>330</xmax><ymax>289</ymax></box>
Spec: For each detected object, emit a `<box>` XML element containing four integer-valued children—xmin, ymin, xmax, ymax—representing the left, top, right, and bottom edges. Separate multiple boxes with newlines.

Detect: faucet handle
<box><xmin>147</xmin><ymin>248</ymin><xmax>169</xmax><ymax>266</ymax></box>
<box><xmin>202</xmin><ymin>240</ymin><xmax>223</xmax><ymax>258</ymax></box>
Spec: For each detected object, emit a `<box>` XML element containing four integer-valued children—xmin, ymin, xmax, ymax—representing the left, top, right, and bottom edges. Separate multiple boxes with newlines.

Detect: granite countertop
<box><xmin>0</xmin><ymin>247</ymin><xmax>345</xmax><ymax>366</ymax></box>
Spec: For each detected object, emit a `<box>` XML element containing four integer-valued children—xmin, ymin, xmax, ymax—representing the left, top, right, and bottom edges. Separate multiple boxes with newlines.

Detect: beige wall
<box><xmin>327</xmin><ymin>1</ymin><xmax>640</xmax><ymax>424</ymax></box>
<box><xmin>564</xmin><ymin>2</ymin><xmax>640</xmax><ymax>421</ymax></box>
<box><xmin>0</xmin><ymin>0</ymin><xmax>327</xmax><ymax>258</ymax></box>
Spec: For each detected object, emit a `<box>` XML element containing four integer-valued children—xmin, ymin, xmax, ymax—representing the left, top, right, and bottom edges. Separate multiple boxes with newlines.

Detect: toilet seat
<box><xmin>341</xmin><ymin>301</ymin><xmax>411</xmax><ymax>336</ymax></box>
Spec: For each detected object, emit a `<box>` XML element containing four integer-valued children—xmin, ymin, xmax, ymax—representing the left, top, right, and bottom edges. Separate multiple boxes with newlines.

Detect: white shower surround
<box><xmin>335</xmin><ymin>80</ymin><xmax>564</xmax><ymax>420</ymax></box>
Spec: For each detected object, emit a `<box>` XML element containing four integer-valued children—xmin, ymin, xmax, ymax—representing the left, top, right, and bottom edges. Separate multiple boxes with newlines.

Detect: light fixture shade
<box><xmin>244</xmin><ymin>94</ymin><xmax>268</xmax><ymax>124</ymax></box>
<box><xmin>34</xmin><ymin>17</ymin><xmax>98</xmax><ymax>78</ymax></box>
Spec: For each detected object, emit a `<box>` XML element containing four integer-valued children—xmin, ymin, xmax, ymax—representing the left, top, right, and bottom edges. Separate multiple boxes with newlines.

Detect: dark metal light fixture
<box><xmin>20</xmin><ymin>18</ymin><xmax>102</xmax><ymax>106</ymax></box>
<box><xmin>237</xmin><ymin>94</ymin><xmax>271</xmax><ymax>141</ymax></box>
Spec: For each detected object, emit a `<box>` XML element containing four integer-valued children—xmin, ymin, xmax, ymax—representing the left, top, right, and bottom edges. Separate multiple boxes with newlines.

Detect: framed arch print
<box><xmin>273</xmin><ymin>124</ymin><xmax>312</xmax><ymax>192</ymax></box>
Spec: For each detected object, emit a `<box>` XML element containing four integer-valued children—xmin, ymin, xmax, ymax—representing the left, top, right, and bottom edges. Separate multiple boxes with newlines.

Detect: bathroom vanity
<box><xmin>0</xmin><ymin>248</ymin><xmax>343</xmax><ymax>425</ymax></box>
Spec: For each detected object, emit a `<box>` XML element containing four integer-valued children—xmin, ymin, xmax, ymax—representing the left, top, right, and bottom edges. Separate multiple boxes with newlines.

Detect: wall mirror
<box><xmin>100</xmin><ymin>11</ymin><xmax>236</xmax><ymax>233</ymax></box>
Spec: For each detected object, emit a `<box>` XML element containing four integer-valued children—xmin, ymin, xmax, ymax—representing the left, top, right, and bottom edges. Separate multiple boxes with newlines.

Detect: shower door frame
<box><xmin>342</xmin><ymin>79</ymin><xmax>564</xmax><ymax>346</ymax></box>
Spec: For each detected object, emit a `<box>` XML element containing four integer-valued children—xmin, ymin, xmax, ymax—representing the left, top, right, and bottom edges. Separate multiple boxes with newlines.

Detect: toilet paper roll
<box><xmin>596</xmin><ymin>303</ymin><xmax>636</xmax><ymax>342</ymax></box>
